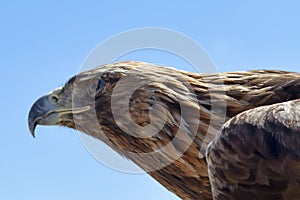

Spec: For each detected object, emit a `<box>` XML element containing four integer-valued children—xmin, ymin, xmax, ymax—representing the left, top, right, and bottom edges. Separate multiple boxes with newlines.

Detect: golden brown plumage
<box><xmin>28</xmin><ymin>61</ymin><xmax>300</xmax><ymax>199</ymax></box>
<box><xmin>207</xmin><ymin>99</ymin><xmax>300</xmax><ymax>200</ymax></box>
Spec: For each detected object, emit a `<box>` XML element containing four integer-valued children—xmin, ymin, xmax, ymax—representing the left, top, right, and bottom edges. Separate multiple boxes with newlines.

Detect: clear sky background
<box><xmin>1</xmin><ymin>1</ymin><xmax>300</xmax><ymax>200</ymax></box>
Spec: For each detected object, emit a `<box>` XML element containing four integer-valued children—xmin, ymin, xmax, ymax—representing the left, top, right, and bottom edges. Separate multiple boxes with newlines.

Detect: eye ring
<box><xmin>97</xmin><ymin>79</ymin><xmax>105</xmax><ymax>92</ymax></box>
<box><xmin>87</xmin><ymin>79</ymin><xmax>105</xmax><ymax>97</ymax></box>
<box><xmin>95</xmin><ymin>79</ymin><xmax>105</xmax><ymax>97</ymax></box>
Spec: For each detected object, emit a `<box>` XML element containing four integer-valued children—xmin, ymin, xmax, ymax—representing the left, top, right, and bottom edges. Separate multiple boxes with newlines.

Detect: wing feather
<box><xmin>207</xmin><ymin>99</ymin><xmax>300</xmax><ymax>200</ymax></box>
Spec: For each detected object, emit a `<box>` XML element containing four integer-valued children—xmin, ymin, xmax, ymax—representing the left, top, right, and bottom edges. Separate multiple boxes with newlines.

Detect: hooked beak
<box><xmin>28</xmin><ymin>93</ymin><xmax>90</xmax><ymax>137</ymax></box>
<box><xmin>28</xmin><ymin>95</ymin><xmax>59</xmax><ymax>137</ymax></box>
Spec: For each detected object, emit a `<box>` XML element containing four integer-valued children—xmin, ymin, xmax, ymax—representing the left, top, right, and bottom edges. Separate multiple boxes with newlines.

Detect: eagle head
<box><xmin>28</xmin><ymin>61</ymin><xmax>204</xmax><ymax>162</ymax></box>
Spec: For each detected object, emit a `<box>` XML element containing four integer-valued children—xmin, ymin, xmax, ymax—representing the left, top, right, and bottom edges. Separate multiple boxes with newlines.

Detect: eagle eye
<box><xmin>97</xmin><ymin>79</ymin><xmax>105</xmax><ymax>92</ymax></box>
<box><xmin>87</xmin><ymin>79</ymin><xmax>105</xmax><ymax>97</ymax></box>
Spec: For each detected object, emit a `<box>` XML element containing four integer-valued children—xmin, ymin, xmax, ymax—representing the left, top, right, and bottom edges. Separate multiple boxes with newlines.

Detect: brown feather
<box><xmin>29</xmin><ymin>61</ymin><xmax>300</xmax><ymax>199</ymax></box>
<box><xmin>207</xmin><ymin>99</ymin><xmax>300</xmax><ymax>200</ymax></box>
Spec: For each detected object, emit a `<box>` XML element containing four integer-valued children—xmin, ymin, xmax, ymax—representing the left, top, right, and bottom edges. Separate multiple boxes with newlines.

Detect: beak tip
<box><xmin>30</xmin><ymin>130</ymin><xmax>36</xmax><ymax>138</ymax></box>
<box><xmin>29</xmin><ymin>121</ymin><xmax>37</xmax><ymax>138</ymax></box>
<box><xmin>28</xmin><ymin>95</ymin><xmax>51</xmax><ymax>139</ymax></box>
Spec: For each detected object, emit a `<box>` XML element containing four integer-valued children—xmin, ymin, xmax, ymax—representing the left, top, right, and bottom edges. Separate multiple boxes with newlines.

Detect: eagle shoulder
<box><xmin>207</xmin><ymin>99</ymin><xmax>300</xmax><ymax>200</ymax></box>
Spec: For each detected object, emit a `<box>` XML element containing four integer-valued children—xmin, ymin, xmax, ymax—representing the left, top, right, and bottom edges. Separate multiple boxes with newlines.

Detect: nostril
<box><xmin>50</xmin><ymin>95</ymin><xmax>59</xmax><ymax>103</ymax></box>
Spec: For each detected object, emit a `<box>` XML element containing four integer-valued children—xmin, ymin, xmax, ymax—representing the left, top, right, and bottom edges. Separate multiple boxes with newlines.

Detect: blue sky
<box><xmin>1</xmin><ymin>1</ymin><xmax>300</xmax><ymax>200</ymax></box>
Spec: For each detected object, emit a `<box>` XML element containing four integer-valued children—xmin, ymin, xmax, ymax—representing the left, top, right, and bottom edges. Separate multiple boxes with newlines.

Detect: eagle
<box><xmin>28</xmin><ymin>61</ymin><xmax>300</xmax><ymax>200</ymax></box>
